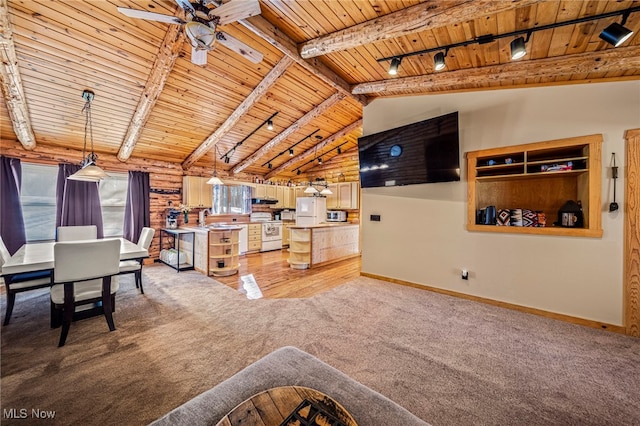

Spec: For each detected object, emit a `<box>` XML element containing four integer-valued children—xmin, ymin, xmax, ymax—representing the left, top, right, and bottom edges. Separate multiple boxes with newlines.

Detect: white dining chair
<box><xmin>119</xmin><ymin>227</ymin><xmax>154</xmax><ymax>294</ymax></box>
<box><xmin>50</xmin><ymin>239</ymin><xmax>120</xmax><ymax>347</ymax></box>
<box><xmin>56</xmin><ymin>225</ymin><xmax>98</xmax><ymax>241</ymax></box>
<box><xmin>0</xmin><ymin>237</ymin><xmax>53</xmax><ymax>325</ymax></box>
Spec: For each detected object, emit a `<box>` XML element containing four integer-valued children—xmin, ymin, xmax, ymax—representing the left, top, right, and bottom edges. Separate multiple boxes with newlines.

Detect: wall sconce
<box><xmin>600</xmin><ymin>12</ymin><xmax>633</xmax><ymax>47</ymax></box>
<box><xmin>388</xmin><ymin>57</ymin><xmax>402</xmax><ymax>75</ymax></box>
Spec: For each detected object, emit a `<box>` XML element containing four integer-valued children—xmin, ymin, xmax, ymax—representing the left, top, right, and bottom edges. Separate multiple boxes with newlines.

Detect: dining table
<box><xmin>1</xmin><ymin>237</ymin><xmax>148</xmax><ymax>278</ymax></box>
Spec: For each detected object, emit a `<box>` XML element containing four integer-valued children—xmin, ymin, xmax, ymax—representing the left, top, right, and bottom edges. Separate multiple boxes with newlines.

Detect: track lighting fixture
<box><xmin>267</xmin><ymin>163</ymin><xmax>272</xmax><ymax>169</ymax></box>
<box><xmin>289</xmin><ymin>148</ymin><xmax>294</xmax><ymax>157</ymax></box>
<box><xmin>510</xmin><ymin>36</ymin><xmax>527</xmax><ymax>60</ymax></box>
<box><xmin>318</xmin><ymin>157</ymin><xmax>323</xmax><ymax>164</ymax></box>
<box><xmin>388</xmin><ymin>57</ymin><xmax>402</xmax><ymax>75</ymax></box>
<box><xmin>378</xmin><ymin>6</ymin><xmax>639</xmax><ymax>72</ymax></box>
<box><xmin>337</xmin><ymin>147</ymin><xmax>342</xmax><ymax>154</ymax></box>
<box><xmin>600</xmin><ymin>11</ymin><xmax>633</xmax><ymax>47</ymax></box>
<box><xmin>267</xmin><ymin>119</ymin><xmax>274</xmax><ymax>131</ymax></box>
<box><xmin>297</xmin><ymin>170</ymin><xmax>301</xmax><ymax>175</ymax></box>
<box><xmin>224</xmin><ymin>156</ymin><xmax>230</xmax><ymax>164</ymax></box>
<box><xmin>222</xmin><ymin>112</ymin><xmax>278</xmax><ymax>160</ymax></box>
<box><xmin>433</xmin><ymin>50</ymin><xmax>447</xmax><ymax>71</ymax></box>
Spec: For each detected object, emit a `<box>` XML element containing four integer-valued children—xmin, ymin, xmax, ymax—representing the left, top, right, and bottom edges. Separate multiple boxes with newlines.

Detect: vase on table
<box><xmin>183</xmin><ymin>212</ymin><xmax>188</xmax><ymax>223</ymax></box>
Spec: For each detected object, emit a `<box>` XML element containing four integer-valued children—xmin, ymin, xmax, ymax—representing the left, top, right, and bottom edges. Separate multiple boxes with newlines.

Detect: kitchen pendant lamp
<box><xmin>68</xmin><ymin>90</ymin><xmax>109</xmax><ymax>182</ymax></box>
<box><xmin>206</xmin><ymin>146</ymin><xmax>224</xmax><ymax>185</ymax></box>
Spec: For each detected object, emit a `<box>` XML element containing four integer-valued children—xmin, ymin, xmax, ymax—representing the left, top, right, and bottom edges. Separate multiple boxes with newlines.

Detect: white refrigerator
<box><xmin>295</xmin><ymin>197</ymin><xmax>327</xmax><ymax>226</ymax></box>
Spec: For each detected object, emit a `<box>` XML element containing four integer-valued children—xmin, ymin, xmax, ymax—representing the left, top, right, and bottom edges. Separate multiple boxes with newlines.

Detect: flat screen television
<box><xmin>357</xmin><ymin>111</ymin><xmax>460</xmax><ymax>188</ymax></box>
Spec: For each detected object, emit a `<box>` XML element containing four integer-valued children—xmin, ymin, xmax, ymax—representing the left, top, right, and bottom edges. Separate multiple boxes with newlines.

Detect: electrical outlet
<box><xmin>461</xmin><ymin>269</ymin><xmax>469</xmax><ymax>280</ymax></box>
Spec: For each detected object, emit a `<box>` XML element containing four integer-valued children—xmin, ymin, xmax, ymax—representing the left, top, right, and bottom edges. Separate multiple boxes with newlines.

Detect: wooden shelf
<box><xmin>208</xmin><ymin>228</ymin><xmax>241</xmax><ymax>276</ymax></box>
<box><xmin>466</xmin><ymin>134</ymin><xmax>602</xmax><ymax>238</ymax></box>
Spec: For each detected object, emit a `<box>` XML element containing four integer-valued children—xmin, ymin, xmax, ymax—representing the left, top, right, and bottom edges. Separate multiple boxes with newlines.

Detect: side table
<box><xmin>159</xmin><ymin>228</ymin><xmax>195</xmax><ymax>272</ymax></box>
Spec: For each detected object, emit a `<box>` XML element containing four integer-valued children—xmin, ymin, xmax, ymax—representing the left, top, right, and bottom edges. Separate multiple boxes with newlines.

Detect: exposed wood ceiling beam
<box><xmin>117</xmin><ymin>18</ymin><xmax>185</xmax><ymax>162</ymax></box>
<box><xmin>233</xmin><ymin>92</ymin><xmax>346</xmax><ymax>174</ymax></box>
<box><xmin>239</xmin><ymin>15</ymin><xmax>369</xmax><ymax>105</ymax></box>
<box><xmin>265</xmin><ymin>118</ymin><xmax>362</xmax><ymax>179</ymax></box>
<box><xmin>352</xmin><ymin>46</ymin><xmax>640</xmax><ymax>95</ymax></box>
<box><xmin>299</xmin><ymin>0</ymin><xmax>545</xmax><ymax>59</ymax></box>
<box><xmin>0</xmin><ymin>0</ymin><xmax>35</xmax><ymax>150</ymax></box>
<box><xmin>182</xmin><ymin>55</ymin><xmax>295</xmax><ymax>170</ymax></box>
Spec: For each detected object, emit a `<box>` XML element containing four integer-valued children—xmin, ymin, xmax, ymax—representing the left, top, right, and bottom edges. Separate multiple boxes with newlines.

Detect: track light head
<box><xmin>434</xmin><ymin>51</ymin><xmax>446</xmax><ymax>71</ymax></box>
<box><xmin>267</xmin><ymin>163</ymin><xmax>272</xmax><ymax>169</ymax></box>
<box><xmin>267</xmin><ymin>119</ymin><xmax>274</xmax><ymax>131</ymax></box>
<box><xmin>337</xmin><ymin>147</ymin><xmax>342</xmax><ymax>154</ymax></box>
<box><xmin>224</xmin><ymin>156</ymin><xmax>230</xmax><ymax>164</ymax></box>
<box><xmin>600</xmin><ymin>22</ymin><xmax>633</xmax><ymax>47</ymax></box>
<box><xmin>510</xmin><ymin>36</ymin><xmax>527</xmax><ymax>60</ymax></box>
<box><xmin>318</xmin><ymin>157</ymin><xmax>322</xmax><ymax>164</ymax></box>
<box><xmin>289</xmin><ymin>148</ymin><xmax>294</xmax><ymax>157</ymax></box>
<box><xmin>388</xmin><ymin>57</ymin><xmax>402</xmax><ymax>75</ymax></box>
<box><xmin>296</xmin><ymin>169</ymin><xmax>301</xmax><ymax>175</ymax></box>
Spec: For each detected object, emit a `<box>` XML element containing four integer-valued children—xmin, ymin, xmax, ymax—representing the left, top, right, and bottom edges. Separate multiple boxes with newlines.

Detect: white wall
<box><xmin>361</xmin><ymin>81</ymin><xmax>640</xmax><ymax>325</ymax></box>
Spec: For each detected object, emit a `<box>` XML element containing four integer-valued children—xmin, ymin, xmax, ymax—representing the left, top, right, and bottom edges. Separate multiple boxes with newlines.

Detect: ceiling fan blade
<box><xmin>208</xmin><ymin>0</ymin><xmax>261</xmax><ymax>26</ymax></box>
<box><xmin>215</xmin><ymin>31</ymin><xmax>263</xmax><ymax>64</ymax></box>
<box><xmin>117</xmin><ymin>7</ymin><xmax>185</xmax><ymax>25</ymax></box>
<box><xmin>191</xmin><ymin>46</ymin><xmax>208</xmax><ymax>66</ymax></box>
<box><xmin>174</xmin><ymin>0</ymin><xmax>196</xmax><ymax>15</ymax></box>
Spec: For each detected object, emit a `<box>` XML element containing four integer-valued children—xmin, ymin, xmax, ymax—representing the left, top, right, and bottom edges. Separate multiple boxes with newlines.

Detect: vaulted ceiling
<box><xmin>2</xmin><ymin>0</ymin><xmax>639</xmax><ymax>181</ymax></box>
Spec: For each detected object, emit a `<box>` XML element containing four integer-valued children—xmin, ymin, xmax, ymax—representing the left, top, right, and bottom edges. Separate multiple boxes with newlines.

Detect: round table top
<box><xmin>216</xmin><ymin>385</ymin><xmax>358</xmax><ymax>426</ymax></box>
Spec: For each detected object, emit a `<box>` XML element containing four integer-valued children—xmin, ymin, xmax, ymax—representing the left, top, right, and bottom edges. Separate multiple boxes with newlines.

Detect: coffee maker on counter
<box><xmin>166</xmin><ymin>209</ymin><xmax>179</xmax><ymax>229</ymax></box>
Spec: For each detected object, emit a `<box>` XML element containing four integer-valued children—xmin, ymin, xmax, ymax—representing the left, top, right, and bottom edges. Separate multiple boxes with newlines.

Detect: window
<box><xmin>19</xmin><ymin>163</ymin><xmax>128</xmax><ymax>241</ymax></box>
<box><xmin>20</xmin><ymin>163</ymin><xmax>57</xmax><ymax>242</ymax></box>
<box><xmin>211</xmin><ymin>185</ymin><xmax>251</xmax><ymax>215</ymax></box>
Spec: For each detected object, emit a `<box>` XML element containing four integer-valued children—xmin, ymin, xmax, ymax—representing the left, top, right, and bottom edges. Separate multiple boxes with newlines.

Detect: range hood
<box><xmin>251</xmin><ymin>198</ymin><xmax>278</xmax><ymax>205</ymax></box>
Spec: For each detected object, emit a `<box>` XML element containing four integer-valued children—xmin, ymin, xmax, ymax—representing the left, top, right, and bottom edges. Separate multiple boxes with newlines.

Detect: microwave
<box><xmin>326</xmin><ymin>210</ymin><xmax>347</xmax><ymax>222</ymax></box>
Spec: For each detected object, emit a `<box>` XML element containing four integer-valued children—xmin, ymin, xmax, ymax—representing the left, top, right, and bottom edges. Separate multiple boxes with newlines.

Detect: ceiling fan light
<box><xmin>599</xmin><ymin>22</ymin><xmax>633</xmax><ymax>47</ymax></box>
<box><xmin>510</xmin><ymin>37</ymin><xmax>527</xmax><ymax>60</ymax></box>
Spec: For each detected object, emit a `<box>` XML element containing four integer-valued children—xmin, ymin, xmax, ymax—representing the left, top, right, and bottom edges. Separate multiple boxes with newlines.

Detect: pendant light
<box><xmin>68</xmin><ymin>90</ymin><xmax>109</xmax><ymax>182</ymax></box>
<box><xmin>206</xmin><ymin>145</ymin><xmax>224</xmax><ymax>185</ymax></box>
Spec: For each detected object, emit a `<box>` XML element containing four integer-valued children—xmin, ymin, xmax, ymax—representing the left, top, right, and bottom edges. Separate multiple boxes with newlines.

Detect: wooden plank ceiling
<box><xmin>1</xmin><ymin>0</ymin><xmax>639</xmax><ymax>181</ymax></box>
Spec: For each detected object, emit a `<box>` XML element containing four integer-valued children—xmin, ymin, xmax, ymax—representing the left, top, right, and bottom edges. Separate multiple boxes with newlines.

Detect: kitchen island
<box><xmin>288</xmin><ymin>223</ymin><xmax>360</xmax><ymax>269</ymax></box>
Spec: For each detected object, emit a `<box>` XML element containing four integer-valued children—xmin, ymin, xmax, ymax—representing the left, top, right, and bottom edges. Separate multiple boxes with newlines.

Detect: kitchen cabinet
<box><xmin>208</xmin><ymin>227</ymin><xmax>240</xmax><ymax>276</ymax></box>
<box><xmin>272</xmin><ymin>186</ymin><xmax>295</xmax><ymax>209</ymax></box>
<box><xmin>182</xmin><ymin>176</ymin><xmax>212</xmax><ymax>208</ymax></box>
<box><xmin>326</xmin><ymin>182</ymin><xmax>359</xmax><ymax>209</ymax></box>
<box><xmin>282</xmin><ymin>222</ymin><xmax>293</xmax><ymax>247</ymax></box>
<box><xmin>466</xmin><ymin>134</ymin><xmax>602</xmax><ymax>237</ymax></box>
<box><xmin>253</xmin><ymin>183</ymin><xmax>278</xmax><ymax>200</ymax></box>
<box><xmin>247</xmin><ymin>223</ymin><xmax>262</xmax><ymax>253</ymax></box>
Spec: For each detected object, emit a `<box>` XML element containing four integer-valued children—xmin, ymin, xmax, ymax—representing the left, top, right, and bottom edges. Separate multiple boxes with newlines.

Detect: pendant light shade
<box><xmin>207</xmin><ymin>145</ymin><xmax>224</xmax><ymax>185</ymax></box>
<box><xmin>69</xmin><ymin>90</ymin><xmax>109</xmax><ymax>182</ymax></box>
<box><xmin>304</xmin><ymin>185</ymin><xmax>319</xmax><ymax>194</ymax></box>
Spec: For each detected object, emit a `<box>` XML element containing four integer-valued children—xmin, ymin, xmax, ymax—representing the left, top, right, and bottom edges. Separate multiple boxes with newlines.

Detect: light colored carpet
<box><xmin>1</xmin><ymin>264</ymin><xmax>640</xmax><ymax>425</ymax></box>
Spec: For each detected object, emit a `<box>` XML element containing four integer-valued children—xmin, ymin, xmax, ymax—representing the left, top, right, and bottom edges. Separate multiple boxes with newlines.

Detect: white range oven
<box><xmin>250</xmin><ymin>213</ymin><xmax>283</xmax><ymax>252</ymax></box>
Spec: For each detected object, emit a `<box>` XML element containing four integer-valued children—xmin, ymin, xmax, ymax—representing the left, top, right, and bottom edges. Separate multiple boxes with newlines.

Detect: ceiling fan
<box><xmin>117</xmin><ymin>0</ymin><xmax>263</xmax><ymax>65</ymax></box>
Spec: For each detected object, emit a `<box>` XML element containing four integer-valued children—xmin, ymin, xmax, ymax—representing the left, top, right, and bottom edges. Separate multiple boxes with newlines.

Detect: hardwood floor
<box><xmin>213</xmin><ymin>249</ymin><xmax>361</xmax><ymax>299</ymax></box>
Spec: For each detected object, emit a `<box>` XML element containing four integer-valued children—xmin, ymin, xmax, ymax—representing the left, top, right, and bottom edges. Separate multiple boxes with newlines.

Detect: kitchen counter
<box><xmin>288</xmin><ymin>223</ymin><xmax>359</xmax><ymax>269</ymax></box>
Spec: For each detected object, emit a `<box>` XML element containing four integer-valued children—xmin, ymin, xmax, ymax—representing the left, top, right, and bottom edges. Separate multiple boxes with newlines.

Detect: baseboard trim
<box><xmin>360</xmin><ymin>272</ymin><xmax>626</xmax><ymax>335</ymax></box>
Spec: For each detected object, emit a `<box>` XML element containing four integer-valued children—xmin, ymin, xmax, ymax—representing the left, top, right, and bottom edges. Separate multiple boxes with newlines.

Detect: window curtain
<box><xmin>123</xmin><ymin>171</ymin><xmax>150</xmax><ymax>243</ymax></box>
<box><xmin>0</xmin><ymin>156</ymin><xmax>27</xmax><ymax>255</ymax></box>
<box><xmin>56</xmin><ymin>164</ymin><xmax>104</xmax><ymax>238</ymax></box>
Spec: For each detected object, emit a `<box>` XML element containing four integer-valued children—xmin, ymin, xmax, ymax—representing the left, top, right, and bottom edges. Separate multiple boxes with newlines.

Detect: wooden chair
<box><xmin>0</xmin><ymin>237</ymin><xmax>52</xmax><ymax>325</ymax></box>
<box><xmin>119</xmin><ymin>227</ymin><xmax>154</xmax><ymax>294</ymax></box>
<box><xmin>50</xmin><ymin>239</ymin><xmax>120</xmax><ymax>347</ymax></box>
<box><xmin>56</xmin><ymin>225</ymin><xmax>97</xmax><ymax>241</ymax></box>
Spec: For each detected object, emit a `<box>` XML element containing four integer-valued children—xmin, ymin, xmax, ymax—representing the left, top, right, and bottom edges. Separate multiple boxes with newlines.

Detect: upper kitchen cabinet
<box><xmin>326</xmin><ymin>182</ymin><xmax>360</xmax><ymax>210</ymax></box>
<box><xmin>183</xmin><ymin>176</ymin><xmax>213</xmax><ymax>208</ymax></box>
<box><xmin>253</xmin><ymin>184</ymin><xmax>277</xmax><ymax>200</ymax></box>
<box><xmin>466</xmin><ymin>134</ymin><xmax>602</xmax><ymax>237</ymax></box>
<box><xmin>272</xmin><ymin>186</ymin><xmax>295</xmax><ymax>209</ymax></box>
